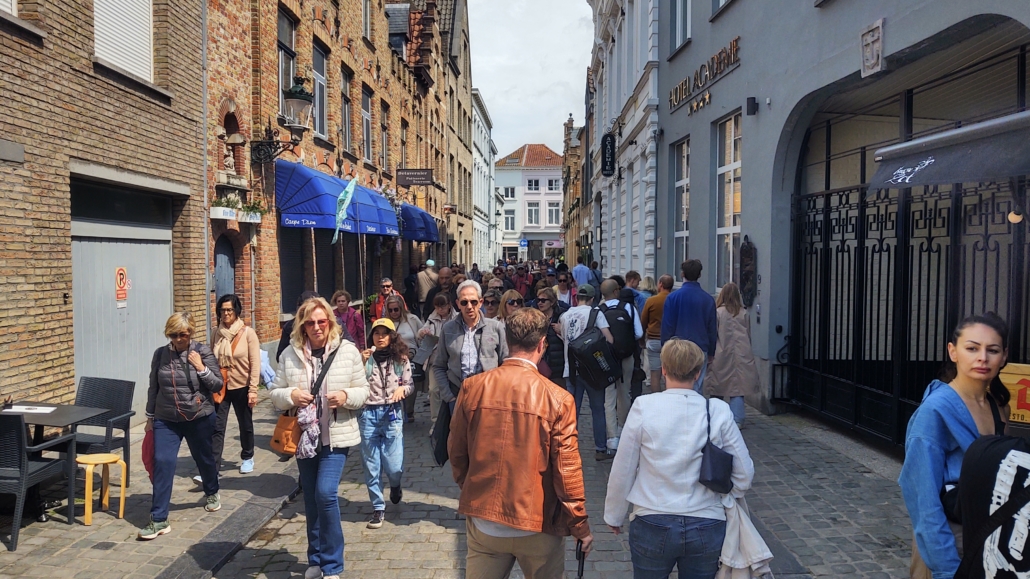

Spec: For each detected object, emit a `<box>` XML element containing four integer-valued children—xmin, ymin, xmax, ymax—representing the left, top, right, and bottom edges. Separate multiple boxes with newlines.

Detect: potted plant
<box><xmin>237</xmin><ymin>198</ymin><xmax>268</xmax><ymax>224</ymax></box>
<box><xmin>211</xmin><ymin>192</ymin><xmax>241</xmax><ymax>220</ymax></box>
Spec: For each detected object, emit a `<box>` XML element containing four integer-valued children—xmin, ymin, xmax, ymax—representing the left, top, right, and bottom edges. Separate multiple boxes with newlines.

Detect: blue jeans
<box><xmin>358</xmin><ymin>404</ymin><xmax>405</xmax><ymax>511</ymax></box>
<box><xmin>568</xmin><ymin>376</ymin><xmax>607</xmax><ymax>452</ymax></box>
<box><xmin>629</xmin><ymin>515</ymin><xmax>726</xmax><ymax>579</ymax></box>
<box><xmin>728</xmin><ymin>396</ymin><xmax>745</xmax><ymax>425</ymax></box>
<box><xmin>694</xmin><ymin>353</ymin><xmax>708</xmax><ymax>395</ymax></box>
<box><xmin>297</xmin><ymin>446</ymin><xmax>349</xmax><ymax>576</ymax></box>
<box><xmin>151</xmin><ymin>414</ymin><xmax>218</xmax><ymax>522</ymax></box>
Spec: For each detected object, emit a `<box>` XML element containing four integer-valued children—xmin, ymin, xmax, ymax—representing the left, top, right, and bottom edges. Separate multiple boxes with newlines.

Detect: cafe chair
<box><xmin>72</xmin><ymin>377</ymin><xmax>135</xmax><ymax>486</ymax></box>
<box><xmin>0</xmin><ymin>414</ymin><xmax>77</xmax><ymax>551</ymax></box>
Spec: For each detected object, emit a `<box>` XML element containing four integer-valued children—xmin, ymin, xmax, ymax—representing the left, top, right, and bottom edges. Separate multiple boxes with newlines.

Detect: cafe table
<box><xmin>1</xmin><ymin>402</ymin><xmax>109</xmax><ymax>522</ymax></box>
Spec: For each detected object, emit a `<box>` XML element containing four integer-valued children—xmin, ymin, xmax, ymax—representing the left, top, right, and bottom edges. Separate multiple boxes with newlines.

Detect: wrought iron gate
<box><xmin>787</xmin><ymin>180</ymin><xmax>1029</xmax><ymax>445</ymax></box>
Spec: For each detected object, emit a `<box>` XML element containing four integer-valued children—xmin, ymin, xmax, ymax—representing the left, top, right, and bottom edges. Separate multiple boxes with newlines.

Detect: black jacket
<box><xmin>543</xmin><ymin>302</ymin><xmax>569</xmax><ymax>379</ymax></box>
<box><xmin>147</xmin><ymin>342</ymin><xmax>222</xmax><ymax>422</ymax></box>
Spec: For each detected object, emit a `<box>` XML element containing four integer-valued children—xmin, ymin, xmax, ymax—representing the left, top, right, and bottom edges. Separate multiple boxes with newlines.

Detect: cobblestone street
<box><xmin>220</xmin><ymin>393</ymin><xmax>914</xmax><ymax>579</ymax></box>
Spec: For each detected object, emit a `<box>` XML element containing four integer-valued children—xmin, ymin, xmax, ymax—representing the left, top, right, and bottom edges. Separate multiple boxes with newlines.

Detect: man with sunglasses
<box><xmin>492</xmin><ymin>266</ymin><xmax>515</xmax><ymax>292</ymax></box>
<box><xmin>433</xmin><ymin>280</ymin><xmax>508</xmax><ymax>411</ymax></box>
<box><xmin>371</xmin><ymin>278</ymin><xmax>406</xmax><ymax>322</ymax></box>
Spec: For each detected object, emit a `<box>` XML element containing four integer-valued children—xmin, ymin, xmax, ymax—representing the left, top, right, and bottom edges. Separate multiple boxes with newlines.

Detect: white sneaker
<box><xmin>607</xmin><ymin>437</ymin><xmax>620</xmax><ymax>451</ymax></box>
<box><xmin>304</xmin><ymin>566</ymin><xmax>322</xmax><ymax>579</ymax></box>
<box><xmin>193</xmin><ymin>475</ymin><xmax>203</xmax><ymax>486</ymax></box>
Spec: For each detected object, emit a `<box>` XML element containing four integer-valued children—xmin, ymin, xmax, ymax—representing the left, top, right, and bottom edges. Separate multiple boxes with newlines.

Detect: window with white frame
<box><xmin>527</xmin><ymin>202</ymin><xmax>540</xmax><ymax>225</ymax></box>
<box><xmin>0</xmin><ymin>0</ymin><xmax>16</xmax><ymax>16</ymax></box>
<box><xmin>547</xmin><ymin>202</ymin><xmax>560</xmax><ymax>225</ymax></box>
<box><xmin>277</xmin><ymin>11</ymin><xmax>296</xmax><ymax>119</ymax></box>
<box><xmin>547</xmin><ymin>179</ymin><xmax>560</xmax><ymax>192</ymax></box>
<box><xmin>341</xmin><ymin>69</ymin><xmax>353</xmax><ymax>152</ymax></box>
<box><xmin>312</xmin><ymin>45</ymin><xmax>328</xmax><ymax>137</ymax></box>
<box><xmin>503</xmin><ymin>187</ymin><xmax>515</xmax><ymax>199</ymax></box>
<box><xmin>674</xmin><ymin>139</ymin><xmax>690</xmax><ymax>268</ymax></box>
<box><xmin>716</xmin><ymin>113</ymin><xmax>742</xmax><ymax>287</ymax></box>
<box><xmin>362</xmin><ymin>89</ymin><xmax>373</xmax><ymax>161</ymax></box>
<box><xmin>670</xmin><ymin>0</ymin><xmax>691</xmax><ymax>50</ymax></box>
<box><xmin>527</xmin><ymin>179</ymin><xmax>540</xmax><ymax>192</ymax></box>
<box><xmin>504</xmin><ymin>210</ymin><xmax>515</xmax><ymax>231</ymax></box>
<box><xmin>362</xmin><ymin>0</ymin><xmax>371</xmax><ymax>38</ymax></box>
<box><xmin>380</xmin><ymin>102</ymin><xmax>389</xmax><ymax>168</ymax></box>
<box><xmin>94</xmin><ymin>0</ymin><xmax>154</xmax><ymax>81</ymax></box>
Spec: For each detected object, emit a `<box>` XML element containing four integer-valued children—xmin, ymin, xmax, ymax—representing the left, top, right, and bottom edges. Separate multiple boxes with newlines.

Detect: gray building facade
<box><xmin>655</xmin><ymin>0</ymin><xmax>1030</xmax><ymax>444</ymax></box>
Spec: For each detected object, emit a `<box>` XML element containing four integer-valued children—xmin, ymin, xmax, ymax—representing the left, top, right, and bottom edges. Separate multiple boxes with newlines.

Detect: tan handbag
<box><xmin>270</xmin><ymin>347</ymin><xmax>338</xmax><ymax>456</ymax></box>
<box><xmin>215</xmin><ymin>329</ymin><xmax>245</xmax><ymax>404</ymax></box>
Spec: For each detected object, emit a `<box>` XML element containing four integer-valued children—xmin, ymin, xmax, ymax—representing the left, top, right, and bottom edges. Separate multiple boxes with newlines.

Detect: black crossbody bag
<box><xmin>699</xmin><ymin>397</ymin><xmax>734</xmax><ymax>494</ymax></box>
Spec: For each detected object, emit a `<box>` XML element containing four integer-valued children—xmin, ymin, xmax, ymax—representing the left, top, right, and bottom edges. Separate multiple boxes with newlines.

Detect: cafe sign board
<box><xmin>669</xmin><ymin>36</ymin><xmax>741</xmax><ymax>114</ymax></box>
<box><xmin>998</xmin><ymin>363</ymin><xmax>1030</xmax><ymax>424</ymax></box>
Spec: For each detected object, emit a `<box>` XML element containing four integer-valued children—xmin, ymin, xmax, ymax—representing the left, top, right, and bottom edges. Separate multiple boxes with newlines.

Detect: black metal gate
<box><xmin>786</xmin><ymin>180</ymin><xmax>1029</xmax><ymax>444</ymax></box>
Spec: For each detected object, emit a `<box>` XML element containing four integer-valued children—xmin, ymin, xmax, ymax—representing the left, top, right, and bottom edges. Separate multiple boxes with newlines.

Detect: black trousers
<box><xmin>212</xmin><ymin>387</ymin><xmax>255</xmax><ymax>467</ymax></box>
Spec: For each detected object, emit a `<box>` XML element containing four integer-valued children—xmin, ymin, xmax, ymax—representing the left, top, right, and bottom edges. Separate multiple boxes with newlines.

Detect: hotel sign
<box><xmin>669</xmin><ymin>36</ymin><xmax>741</xmax><ymax>114</ymax></box>
<box><xmin>600</xmin><ymin>134</ymin><xmax>616</xmax><ymax>177</ymax></box>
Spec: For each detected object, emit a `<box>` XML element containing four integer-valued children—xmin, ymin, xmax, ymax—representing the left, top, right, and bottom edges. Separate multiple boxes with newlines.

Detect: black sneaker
<box><xmin>595</xmin><ymin>450</ymin><xmax>614</xmax><ymax>461</ymax></box>
<box><xmin>390</xmin><ymin>486</ymin><xmax>403</xmax><ymax>505</ymax></box>
<box><xmin>367</xmin><ymin>510</ymin><xmax>385</xmax><ymax>529</ymax></box>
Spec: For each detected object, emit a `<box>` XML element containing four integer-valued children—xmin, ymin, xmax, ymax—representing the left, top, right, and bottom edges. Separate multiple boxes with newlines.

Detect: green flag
<box><xmin>332</xmin><ymin>178</ymin><xmax>357</xmax><ymax>244</ymax></box>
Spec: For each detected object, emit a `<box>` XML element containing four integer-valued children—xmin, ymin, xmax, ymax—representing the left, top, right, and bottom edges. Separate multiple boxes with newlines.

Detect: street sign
<box><xmin>115</xmin><ymin>267</ymin><xmax>128</xmax><ymax>307</ymax></box>
<box><xmin>397</xmin><ymin>169</ymin><xmax>434</xmax><ymax>186</ymax></box>
<box><xmin>519</xmin><ymin>239</ymin><xmax>528</xmax><ymax>248</ymax></box>
<box><xmin>601</xmin><ymin>134</ymin><xmax>616</xmax><ymax>177</ymax></box>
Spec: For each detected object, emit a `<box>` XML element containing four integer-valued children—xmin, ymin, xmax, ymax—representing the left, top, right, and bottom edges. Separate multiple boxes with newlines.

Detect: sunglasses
<box><xmin>506</xmin><ymin>299</ymin><xmax>524</xmax><ymax>306</ymax></box>
<box><xmin>304</xmin><ymin>319</ymin><xmax>330</xmax><ymax>328</ymax></box>
<box><xmin>483</xmin><ymin>299</ymin><xmax>499</xmax><ymax>306</ymax></box>
<box><xmin>169</xmin><ymin>332</ymin><xmax>190</xmax><ymax>339</ymax></box>
<box><xmin>536</xmin><ymin>298</ymin><xmax>551</xmax><ymax>303</ymax></box>
<box><xmin>558</xmin><ymin>278</ymin><xmax>569</xmax><ymax>283</ymax></box>
<box><xmin>381</xmin><ymin>284</ymin><xmax>393</xmax><ymax>289</ymax></box>
<box><xmin>459</xmin><ymin>299</ymin><xmax>480</xmax><ymax>307</ymax></box>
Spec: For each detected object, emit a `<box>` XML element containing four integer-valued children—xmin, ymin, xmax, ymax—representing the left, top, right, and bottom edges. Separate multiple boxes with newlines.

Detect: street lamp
<box><xmin>250</xmin><ymin>76</ymin><xmax>314</xmax><ymax>164</ymax></box>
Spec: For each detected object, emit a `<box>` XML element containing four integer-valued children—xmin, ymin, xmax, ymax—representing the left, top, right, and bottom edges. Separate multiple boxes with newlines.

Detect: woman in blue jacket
<box><xmin>899</xmin><ymin>313</ymin><xmax>1010</xmax><ymax>579</ymax></box>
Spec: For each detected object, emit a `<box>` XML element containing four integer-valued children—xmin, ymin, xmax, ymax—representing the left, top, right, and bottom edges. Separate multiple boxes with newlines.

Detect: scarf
<box><xmin>215</xmin><ymin>319</ymin><xmax>245</xmax><ymax>369</ymax></box>
<box><xmin>296</xmin><ymin>345</ymin><xmax>326</xmax><ymax>460</ymax></box>
<box><xmin>373</xmin><ymin>349</ymin><xmax>392</xmax><ymax>364</ymax></box>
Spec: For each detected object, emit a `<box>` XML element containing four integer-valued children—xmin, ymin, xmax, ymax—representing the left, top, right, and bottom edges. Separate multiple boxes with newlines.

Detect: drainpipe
<box><xmin>201</xmin><ymin>0</ymin><xmax>212</xmax><ymax>343</ymax></box>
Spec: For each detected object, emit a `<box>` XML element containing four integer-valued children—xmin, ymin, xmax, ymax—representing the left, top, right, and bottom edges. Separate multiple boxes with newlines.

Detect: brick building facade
<box><xmin>1</xmin><ymin>0</ymin><xmax>206</xmax><ymax>418</ymax></box>
<box><xmin>561</xmin><ymin>115</ymin><xmax>586</xmax><ymax>264</ymax></box>
<box><xmin>206</xmin><ymin>0</ymin><xmax>453</xmax><ymax>342</ymax></box>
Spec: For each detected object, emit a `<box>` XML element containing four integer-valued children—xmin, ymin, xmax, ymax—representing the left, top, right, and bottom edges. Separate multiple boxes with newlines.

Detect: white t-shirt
<box><xmin>559</xmin><ymin>305</ymin><xmax>610</xmax><ymax>378</ymax></box>
<box><xmin>556</xmin><ymin>288</ymin><xmax>573</xmax><ymax>306</ymax></box>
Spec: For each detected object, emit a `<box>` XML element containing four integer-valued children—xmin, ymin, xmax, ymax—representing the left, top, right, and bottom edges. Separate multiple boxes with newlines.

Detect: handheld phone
<box><xmin>576</xmin><ymin>539</ymin><xmax>585</xmax><ymax>578</ymax></box>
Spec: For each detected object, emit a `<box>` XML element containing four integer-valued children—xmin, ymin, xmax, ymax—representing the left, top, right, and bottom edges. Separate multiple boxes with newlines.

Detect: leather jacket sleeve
<box><xmin>550</xmin><ymin>393</ymin><xmax>591</xmax><ymax>540</ymax></box>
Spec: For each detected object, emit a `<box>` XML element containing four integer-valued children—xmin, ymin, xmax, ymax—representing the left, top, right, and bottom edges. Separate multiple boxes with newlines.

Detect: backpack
<box><xmin>600</xmin><ymin>301</ymin><xmax>637</xmax><ymax>359</ymax></box>
<box><xmin>567</xmin><ymin>309</ymin><xmax>620</xmax><ymax>390</ymax></box>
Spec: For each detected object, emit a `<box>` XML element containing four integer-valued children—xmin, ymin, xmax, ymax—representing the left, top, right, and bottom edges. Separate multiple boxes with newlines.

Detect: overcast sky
<box><xmin>467</xmin><ymin>0</ymin><xmax>594</xmax><ymax>159</ymax></box>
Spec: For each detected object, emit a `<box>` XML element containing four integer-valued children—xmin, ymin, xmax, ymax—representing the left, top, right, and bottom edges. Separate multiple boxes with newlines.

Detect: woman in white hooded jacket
<box><xmin>269</xmin><ymin>297</ymin><xmax>369</xmax><ymax>579</ymax></box>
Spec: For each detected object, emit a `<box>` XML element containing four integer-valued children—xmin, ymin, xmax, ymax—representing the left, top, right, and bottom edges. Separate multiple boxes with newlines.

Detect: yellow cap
<box><xmin>370</xmin><ymin>318</ymin><xmax>396</xmax><ymax>332</ymax></box>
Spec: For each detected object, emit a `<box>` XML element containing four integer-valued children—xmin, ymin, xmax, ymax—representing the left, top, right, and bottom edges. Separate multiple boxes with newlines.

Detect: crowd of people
<box><xmin>144</xmin><ymin>255</ymin><xmax>777</xmax><ymax>579</ymax></box>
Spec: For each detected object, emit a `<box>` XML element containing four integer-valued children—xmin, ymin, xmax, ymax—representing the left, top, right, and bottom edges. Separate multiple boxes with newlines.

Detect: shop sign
<box><xmin>1000</xmin><ymin>363</ymin><xmax>1030</xmax><ymax>424</ymax></box>
<box><xmin>397</xmin><ymin>169</ymin><xmax>434</xmax><ymax>186</ymax></box>
<box><xmin>669</xmin><ymin>36</ymin><xmax>741</xmax><ymax>114</ymax></box>
<box><xmin>601</xmin><ymin>134</ymin><xmax>616</xmax><ymax>177</ymax></box>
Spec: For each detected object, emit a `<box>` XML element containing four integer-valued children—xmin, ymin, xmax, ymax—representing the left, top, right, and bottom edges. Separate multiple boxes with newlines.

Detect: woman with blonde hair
<box><xmin>498</xmin><ymin>289</ymin><xmax>525</xmax><ymax>320</ymax></box>
<box><xmin>705</xmin><ymin>283</ymin><xmax>761</xmax><ymax>427</ymax></box>
<box><xmin>639</xmin><ymin>275</ymin><xmax>658</xmax><ymax>297</ymax></box>
<box><xmin>269</xmin><ymin>298</ymin><xmax>370</xmax><ymax>579</ymax></box>
<box><xmin>140</xmin><ymin>312</ymin><xmax>223</xmax><ymax>541</ymax></box>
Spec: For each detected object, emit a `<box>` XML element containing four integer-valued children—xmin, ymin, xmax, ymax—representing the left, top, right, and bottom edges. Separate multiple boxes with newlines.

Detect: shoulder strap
<box><xmin>988</xmin><ymin>396</ymin><xmax>1006</xmax><ymax>435</ymax></box>
<box><xmin>956</xmin><ymin>481</ymin><xmax>1030</xmax><ymax>577</ymax></box>
<box><xmin>311</xmin><ymin>348</ymin><xmax>340</xmax><ymax>398</ymax></box>
<box><xmin>230</xmin><ymin>328</ymin><xmax>244</xmax><ymax>353</ymax></box>
<box><xmin>587</xmin><ymin>307</ymin><xmax>600</xmax><ymax>328</ymax></box>
<box><xmin>705</xmin><ymin>396</ymin><xmax>713</xmax><ymax>443</ymax></box>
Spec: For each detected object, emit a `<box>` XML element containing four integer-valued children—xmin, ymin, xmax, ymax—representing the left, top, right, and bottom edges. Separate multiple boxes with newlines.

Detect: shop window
<box><xmin>341</xmin><ymin>68</ymin><xmax>353</xmax><ymax>152</ymax></box>
<box><xmin>674</xmin><ymin>138</ymin><xmax>690</xmax><ymax>267</ymax></box>
<box><xmin>94</xmin><ymin>0</ymin><xmax>153</xmax><ymax>81</ymax></box>
<box><xmin>716</xmin><ymin>113</ymin><xmax>742</xmax><ymax>287</ymax></box>
<box><xmin>312</xmin><ymin>44</ymin><xmax>328</xmax><ymax>138</ymax></box>
<box><xmin>527</xmin><ymin>202</ymin><xmax>540</xmax><ymax>225</ymax></box>
<box><xmin>278</xmin><ymin>11</ymin><xmax>296</xmax><ymax>119</ymax></box>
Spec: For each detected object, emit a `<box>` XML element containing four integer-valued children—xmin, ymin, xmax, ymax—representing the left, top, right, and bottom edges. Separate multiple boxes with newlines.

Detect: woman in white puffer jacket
<box><xmin>269</xmin><ymin>297</ymin><xmax>369</xmax><ymax>579</ymax></box>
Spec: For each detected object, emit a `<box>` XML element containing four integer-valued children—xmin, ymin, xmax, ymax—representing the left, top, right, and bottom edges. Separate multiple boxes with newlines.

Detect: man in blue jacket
<box><xmin>660</xmin><ymin>259</ymin><xmax>718</xmax><ymax>394</ymax></box>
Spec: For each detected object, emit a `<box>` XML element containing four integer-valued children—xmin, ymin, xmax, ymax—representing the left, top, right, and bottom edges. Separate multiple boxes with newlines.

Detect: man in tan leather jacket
<box><xmin>449</xmin><ymin>307</ymin><xmax>594</xmax><ymax>578</ymax></box>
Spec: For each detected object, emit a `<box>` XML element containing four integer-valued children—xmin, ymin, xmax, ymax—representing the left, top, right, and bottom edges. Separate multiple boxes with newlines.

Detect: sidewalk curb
<box><xmin>154</xmin><ymin>467</ymin><xmax>301</xmax><ymax>579</ymax></box>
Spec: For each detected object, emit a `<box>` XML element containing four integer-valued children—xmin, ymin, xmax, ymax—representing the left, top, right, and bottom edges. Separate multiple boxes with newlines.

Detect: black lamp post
<box><xmin>250</xmin><ymin>76</ymin><xmax>314</xmax><ymax>164</ymax></box>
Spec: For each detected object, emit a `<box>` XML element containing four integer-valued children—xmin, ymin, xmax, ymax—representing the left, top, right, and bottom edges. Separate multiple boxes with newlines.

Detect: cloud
<box><xmin>468</xmin><ymin>0</ymin><xmax>593</xmax><ymax>157</ymax></box>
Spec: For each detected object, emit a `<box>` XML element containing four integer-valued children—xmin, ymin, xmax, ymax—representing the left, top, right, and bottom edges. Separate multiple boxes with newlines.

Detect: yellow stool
<box><xmin>76</xmin><ymin>454</ymin><xmax>126</xmax><ymax>526</ymax></box>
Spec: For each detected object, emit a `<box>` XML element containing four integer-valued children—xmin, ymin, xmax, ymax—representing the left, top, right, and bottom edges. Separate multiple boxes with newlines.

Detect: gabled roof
<box><xmin>496</xmin><ymin>144</ymin><xmax>563</xmax><ymax>168</ymax></box>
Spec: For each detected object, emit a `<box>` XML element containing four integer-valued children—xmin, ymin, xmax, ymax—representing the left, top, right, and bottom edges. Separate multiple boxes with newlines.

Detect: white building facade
<box><xmin>495</xmin><ymin>144</ymin><xmax>564</xmax><ymax>262</ymax></box>
<box><xmin>471</xmin><ymin>89</ymin><xmax>499</xmax><ymax>268</ymax></box>
<box><xmin>587</xmin><ymin>0</ymin><xmax>659</xmax><ymax>278</ymax></box>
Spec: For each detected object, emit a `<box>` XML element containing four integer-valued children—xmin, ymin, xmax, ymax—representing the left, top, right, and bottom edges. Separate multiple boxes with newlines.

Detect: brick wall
<box><xmin>0</xmin><ymin>0</ymin><xmax>205</xmax><ymax>402</ymax></box>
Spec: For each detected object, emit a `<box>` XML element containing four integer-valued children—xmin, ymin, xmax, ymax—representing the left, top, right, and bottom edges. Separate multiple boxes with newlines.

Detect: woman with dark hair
<box><xmin>899</xmin><ymin>313</ymin><xmax>1010</xmax><ymax>579</ymax></box>
<box><xmin>332</xmin><ymin>290</ymin><xmax>365</xmax><ymax>349</ymax></box>
<box><xmin>209</xmin><ymin>294</ymin><xmax>261</xmax><ymax>477</ymax></box>
<box><xmin>358</xmin><ymin>319</ymin><xmax>414</xmax><ymax>530</ymax></box>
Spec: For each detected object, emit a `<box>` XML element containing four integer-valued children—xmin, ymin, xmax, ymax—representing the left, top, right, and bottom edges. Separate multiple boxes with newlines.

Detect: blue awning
<box><xmin>421</xmin><ymin>211</ymin><xmax>440</xmax><ymax>242</ymax></box>
<box><xmin>399</xmin><ymin>203</ymin><xmax>439</xmax><ymax>242</ymax></box>
<box><xmin>274</xmin><ymin>160</ymin><xmax>398</xmax><ymax>236</ymax></box>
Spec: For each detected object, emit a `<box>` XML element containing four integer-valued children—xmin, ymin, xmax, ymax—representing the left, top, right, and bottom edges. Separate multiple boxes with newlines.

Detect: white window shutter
<box><xmin>0</xmin><ymin>0</ymin><xmax>16</xmax><ymax>16</ymax></box>
<box><xmin>94</xmin><ymin>0</ymin><xmax>153</xmax><ymax>82</ymax></box>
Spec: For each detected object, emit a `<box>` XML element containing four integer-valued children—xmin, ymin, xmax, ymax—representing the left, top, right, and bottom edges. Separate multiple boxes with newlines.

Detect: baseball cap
<box><xmin>577</xmin><ymin>285</ymin><xmax>595</xmax><ymax>297</ymax></box>
<box><xmin>370</xmin><ymin>318</ymin><xmax>396</xmax><ymax>332</ymax></box>
<box><xmin>547</xmin><ymin>267</ymin><xmax>557</xmax><ymax>276</ymax></box>
<box><xmin>426</xmin><ymin>259</ymin><xmax>435</xmax><ymax>267</ymax></box>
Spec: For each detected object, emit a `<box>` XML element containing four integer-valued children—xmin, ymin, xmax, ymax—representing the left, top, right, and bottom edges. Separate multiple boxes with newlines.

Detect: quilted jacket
<box><xmin>269</xmin><ymin>336</ymin><xmax>370</xmax><ymax>449</ymax></box>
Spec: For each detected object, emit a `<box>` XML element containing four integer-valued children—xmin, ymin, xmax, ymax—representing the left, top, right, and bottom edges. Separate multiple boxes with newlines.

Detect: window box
<box><xmin>237</xmin><ymin>211</ymin><xmax>263</xmax><ymax>224</ymax></box>
<box><xmin>210</xmin><ymin>206</ymin><xmax>237</xmax><ymax>220</ymax></box>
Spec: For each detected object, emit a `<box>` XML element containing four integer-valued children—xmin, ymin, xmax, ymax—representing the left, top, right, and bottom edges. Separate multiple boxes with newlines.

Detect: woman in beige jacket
<box><xmin>705</xmin><ymin>283</ymin><xmax>761</xmax><ymax>427</ymax></box>
<box><xmin>210</xmin><ymin>294</ymin><xmax>261</xmax><ymax>476</ymax></box>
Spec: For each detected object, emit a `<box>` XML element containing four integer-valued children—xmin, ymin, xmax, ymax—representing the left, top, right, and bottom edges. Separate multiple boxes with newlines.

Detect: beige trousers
<box><xmin>604</xmin><ymin>356</ymin><xmax>634</xmax><ymax>440</ymax></box>
<box><xmin>465</xmin><ymin>518</ymin><xmax>565</xmax><ymax>579</ymax></box>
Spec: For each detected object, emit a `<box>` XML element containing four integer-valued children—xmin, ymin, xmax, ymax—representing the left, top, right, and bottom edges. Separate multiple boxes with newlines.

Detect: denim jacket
<box><xmin>898</xmin><ymin>380</ymin><xmax>978</xmax><ymax>579</ymax></box>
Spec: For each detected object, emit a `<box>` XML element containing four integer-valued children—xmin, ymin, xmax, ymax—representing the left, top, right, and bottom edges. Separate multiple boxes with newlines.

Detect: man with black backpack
<box><xmin>599</xmin><ymin>279</ymin><xmax>644</xmax><ymax>450</ymax></box>
<box><xmin>559</xmin><ymin>284</ymin><xmax>615</xmax><ymax>460</ymax></box>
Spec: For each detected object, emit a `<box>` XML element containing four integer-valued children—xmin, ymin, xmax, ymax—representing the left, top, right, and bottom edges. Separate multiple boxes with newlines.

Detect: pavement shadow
<box><xmin>211</xmin><ymin>546</ymin><xmax>303</xmax><ymax>579</ymax></box>
<box><xmin>217</xmin><ymin>471</ymin><xmax>298</xmax><ymax>499</ymax></box>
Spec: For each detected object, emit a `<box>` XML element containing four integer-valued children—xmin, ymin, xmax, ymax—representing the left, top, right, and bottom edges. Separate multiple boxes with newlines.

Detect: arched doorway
<box><xmin>214</xmin><ymin>235</ymin><xmax>236</xmax><ymax>300</ymax></box>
